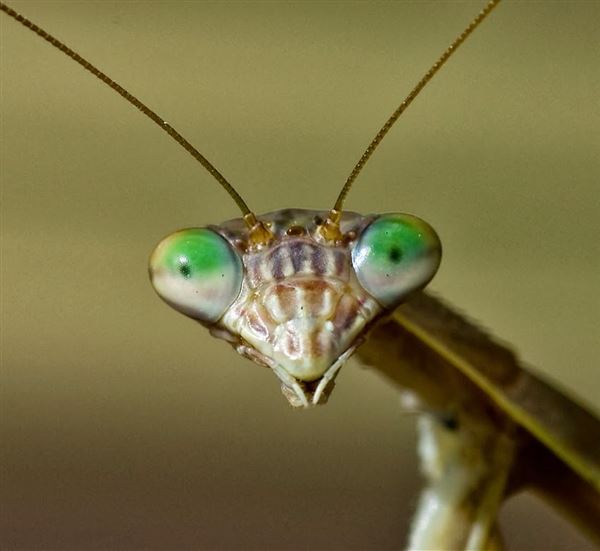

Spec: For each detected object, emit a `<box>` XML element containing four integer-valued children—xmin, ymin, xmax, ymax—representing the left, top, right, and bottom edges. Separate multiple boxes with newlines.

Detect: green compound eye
<box><xmin>352</xmin><ymin>214</ymin><xmax>442</xmax><ymax>307</ymax></box>
<box><xmin>149</xmin><ymin>228</ymin><xmax>243</xmax><ymax>323</ymax></box>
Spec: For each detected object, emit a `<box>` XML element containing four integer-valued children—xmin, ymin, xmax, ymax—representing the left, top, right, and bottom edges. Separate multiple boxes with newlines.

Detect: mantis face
<box><xmin>149</xmin><ymin>209</ymin><xmax>441</xmax><ymax>406</ymax></box>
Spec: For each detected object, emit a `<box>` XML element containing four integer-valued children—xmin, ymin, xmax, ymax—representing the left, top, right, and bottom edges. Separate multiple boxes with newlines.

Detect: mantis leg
<box><xmin>407</xmin><ymin>414</ymin><xmax>515</xmax><ymax>551</ymax></box>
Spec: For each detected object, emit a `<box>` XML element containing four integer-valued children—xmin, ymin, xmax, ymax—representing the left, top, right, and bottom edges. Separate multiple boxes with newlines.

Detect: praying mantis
<box><xmin>2</xmin><ymin>1</ymin><xmax>599</xmax><ymax>549</ymax></box>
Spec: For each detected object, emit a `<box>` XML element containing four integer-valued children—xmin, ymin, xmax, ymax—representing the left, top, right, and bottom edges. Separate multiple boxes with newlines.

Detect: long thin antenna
<box><xmin>0</xmin><ymin>1</ymin><xmax>265</xmax><ymax>231</ymax></box>
<box><xmin>331</xmin><ymin>0</ymin><xmax>502</xmax><ymax>217</ymax></box>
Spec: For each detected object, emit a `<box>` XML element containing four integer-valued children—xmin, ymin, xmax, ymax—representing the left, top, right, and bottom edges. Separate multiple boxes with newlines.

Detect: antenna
<box><xmin>320</xmin><ymin>0</ymin><xmax>502</xmax><ymax>241</ymax></box>
<box><xmin>0</xmin><ymin>2</ymin><xmax>273</xmax><ymax>245</ymax></box>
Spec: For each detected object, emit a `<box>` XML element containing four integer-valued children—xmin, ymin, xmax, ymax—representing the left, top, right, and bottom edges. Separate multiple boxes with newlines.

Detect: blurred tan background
<box><xmin>1</xmin><ymin>1</ymin><xmax>598</xmax><ymax>549</ymax></box>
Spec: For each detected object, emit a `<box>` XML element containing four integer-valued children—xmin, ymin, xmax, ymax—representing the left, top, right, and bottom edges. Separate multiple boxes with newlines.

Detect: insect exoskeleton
<box><xmin>149</xmin><ymin>209</ymin><xmax>441</xmax><ymax>406</ymax></box>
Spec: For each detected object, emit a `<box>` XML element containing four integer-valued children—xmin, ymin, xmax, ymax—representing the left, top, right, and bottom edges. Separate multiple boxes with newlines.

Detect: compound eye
<box><xmin>149</xmin><ymin>228</ymin><xmax>243</xmax><ymax>323</ymax></box>
<box><xmin>352</xmin><ymin>214</ymin><xmax>441</xmax><ymax>307</ymax></box>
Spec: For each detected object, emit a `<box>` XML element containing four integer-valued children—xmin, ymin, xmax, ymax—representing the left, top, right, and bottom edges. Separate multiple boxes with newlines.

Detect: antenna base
<box><xmin>244</xmin><ymin>212</ymin><xmax>274</xmax><ymax>247</ymax></box>
<box><xmin>318</xmin><ymin>209</ymin><xmax>343</xmax><ymax>242</ymax></box>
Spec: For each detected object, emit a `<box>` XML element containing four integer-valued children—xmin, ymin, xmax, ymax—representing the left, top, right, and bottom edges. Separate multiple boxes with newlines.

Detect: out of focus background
<box><xmin>2</xmin><ymin>1</ymin><xmax>598</xmax><ymax>549</ymax></box>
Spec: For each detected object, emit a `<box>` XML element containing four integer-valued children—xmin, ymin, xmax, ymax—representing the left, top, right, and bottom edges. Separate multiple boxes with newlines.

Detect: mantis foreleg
<box><xmin>407</xmin><ymin>414</ymin><xmax>515</xmax><ymax>551</ymax></box>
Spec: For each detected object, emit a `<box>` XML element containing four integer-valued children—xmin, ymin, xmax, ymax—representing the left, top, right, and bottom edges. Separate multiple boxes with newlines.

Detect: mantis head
<box><xmin>149</xmin><ymin>209</ymin><xmax>440</xmax><ymax>406</ymax></box>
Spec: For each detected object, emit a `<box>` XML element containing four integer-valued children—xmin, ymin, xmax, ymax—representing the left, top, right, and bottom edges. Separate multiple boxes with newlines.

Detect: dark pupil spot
<box><xmin>440</xmin><ymin>414</ymin><xmax>459</xmax><ymax>431</ymax></box>
<box><xmin>179</xmin><ymin>263</ymin><xmax>192</xmax><ymax>278</ymax></box>
<box><xmin>388</xmin><ymin>246</ymin><xmax>402</xmax><ymax>263</ymax></box>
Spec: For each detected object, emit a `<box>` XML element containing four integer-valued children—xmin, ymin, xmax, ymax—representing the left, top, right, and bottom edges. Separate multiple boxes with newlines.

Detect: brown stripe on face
<box><xmin>310</xmin><ymin>247</ymin><xmax>328</xmax><ymax>276</ymax></box>
<box><xmin>243</xmin><ymin>239</ymin><xmax>351</xmax><ymax>292</ymax></box>
<box><xmin>262</xmin><ymin>282</ymin><xmax>297</xmax><ymax>323</ymax></box>
<box><xmin>244</xmin><ymin>255</ymin><xmax>262</xmax><ymax>288</ymax></box>
<box><xmin>278</xmin><ymin>323</ymin><xmax>301</xmax><ymax>360</ymax></box>
<box><xmin>276</xmin><ymin>322</ymin><xmax>333</xmax><ymax>368</ymax></box>
<box><xmin>334</xmin><ymin>249</ymin><xmax>349</xmax><ymax>279</ymax></box>
<box><xmin>244</xmin><ymin>302</ymin><xmax>271</xmax><ymax>342</ymax></box>
<box><xmin>289</xmin><ymin>240</ymin><xmax>306</xmax><ymax>273</ymax></box>
<box><xmin>262</xmin><ymin>279</ymin><xmax>338</xmax><ymax>322</ymax></box>
<box><xmin>310</xmin><ymin>325</ymin><xmax>334</xmax><ymax>360</ymax></box>
<box><xmin>269</xmin><ymin>245</ymin><xmax>286</xmax><ymax>281</ymax></box>
<box><xmin>331</xmin><ymin>293</ymin><xmax>361</xmax><ymax>334</ymax></box>
<box><xmin>297</xmin><ymin>279</ymin><xmax>336</xmax><ymax>319</ymax></box>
